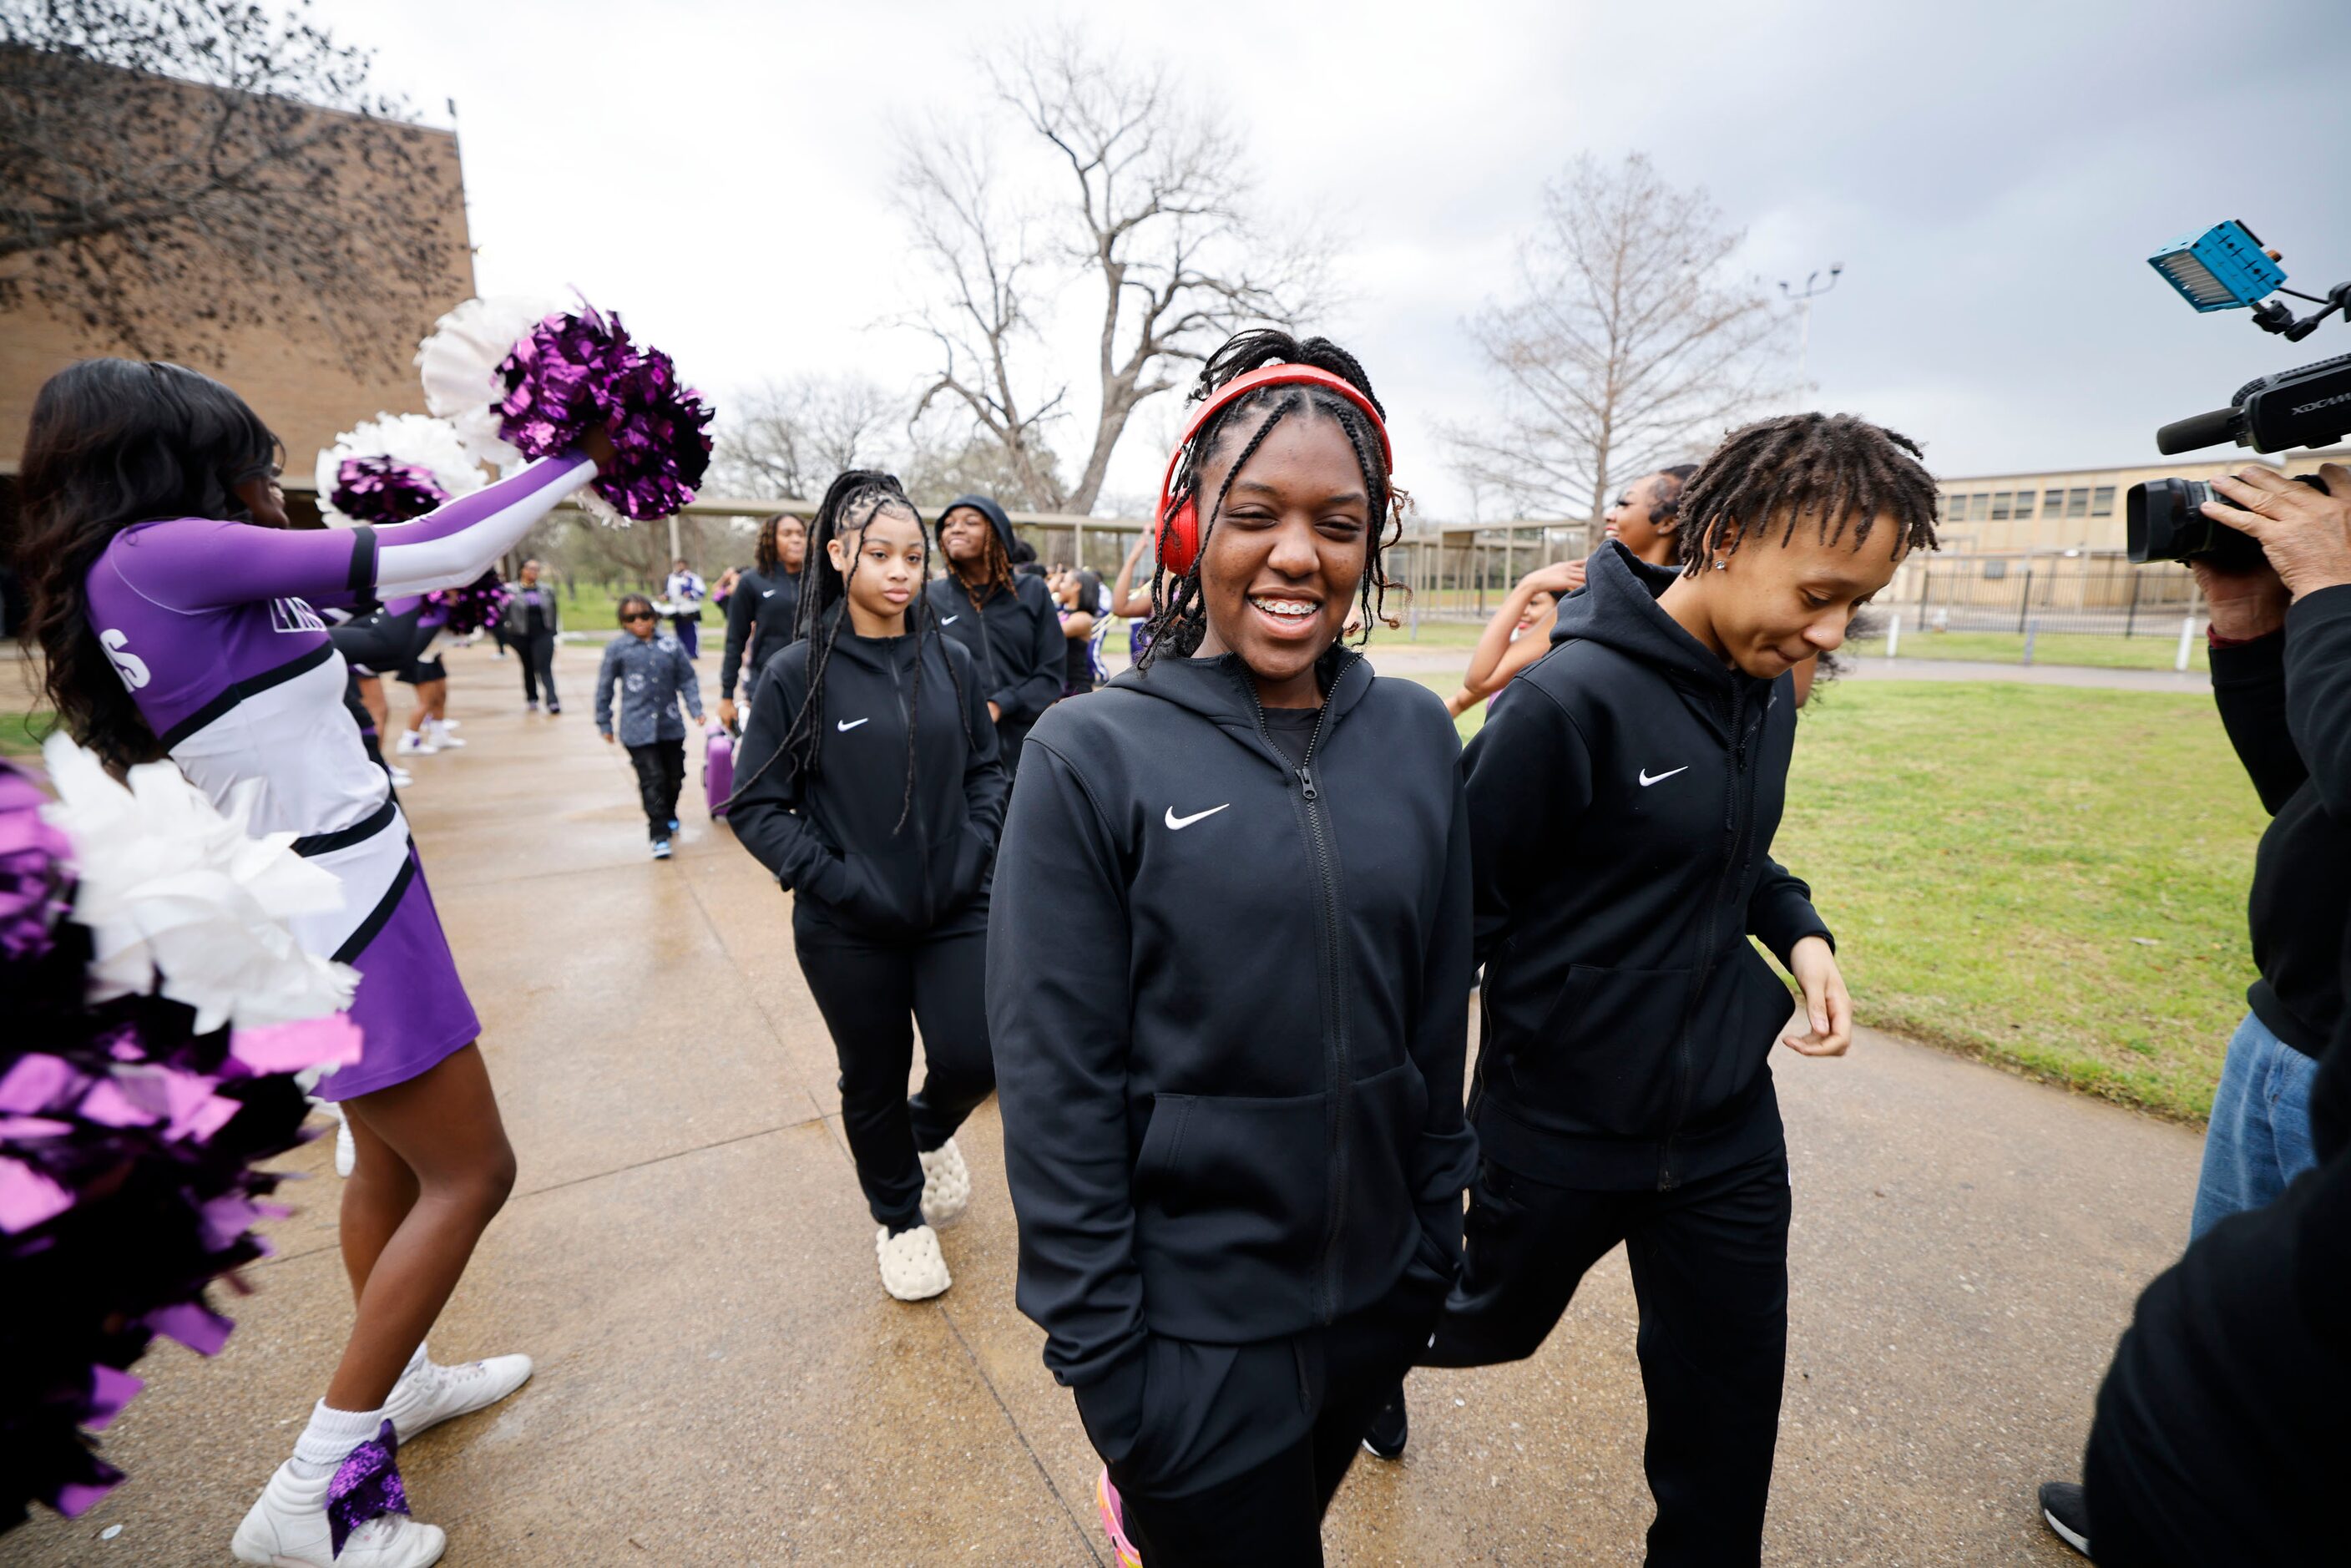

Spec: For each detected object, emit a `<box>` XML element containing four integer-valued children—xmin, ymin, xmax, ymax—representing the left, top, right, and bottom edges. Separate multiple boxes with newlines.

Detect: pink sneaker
<box><xmin>1097</xmin><ymin>1467</ymin><xmax>1143</xmax><ymax>1568</ymax></box>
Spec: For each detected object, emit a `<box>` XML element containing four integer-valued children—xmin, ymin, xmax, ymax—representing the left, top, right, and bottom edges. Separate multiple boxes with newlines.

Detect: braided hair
<box><xmin>1673</xmin><ymin>413</ymin><xmax>1939</xmax><ymax>576</ymax></box>
<box><xmin>1136</xmin><ymin>329</ymin><xmax>1408</xmax><ymax>670</ymax></box>
<box><xmin>739</xmin><ymin>470</ymin><xmax>973</xmax><ymax>835</ymax></box>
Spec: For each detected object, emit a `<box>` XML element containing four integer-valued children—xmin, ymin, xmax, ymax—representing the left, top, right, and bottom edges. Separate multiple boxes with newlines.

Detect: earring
<box><xmin>1711</xmin><ymin>558</ymin><xmax>1728</xmax><ymax>572</ymax></box>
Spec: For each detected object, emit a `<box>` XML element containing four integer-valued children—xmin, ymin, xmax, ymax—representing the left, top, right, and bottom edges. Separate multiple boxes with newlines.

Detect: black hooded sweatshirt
<box><xmin>2208</xmin><ymin>587</ymin><xmax>2351</xmax><ymax>1058</ymax></box>
<box><xmin>925</xmin><ymin>494</ymin><xmax>1064</xmax><ymax>743</ymax></box>
<box><xmin>988</xmin><ymin>647</ymin><xmax>1478</xmax><ymax>1437</ymax></box>
<box><xmin>730</xmin><ymin>615</ymin><xmax>1007</xmax><ymax>941</ymax></box>
<box><xmin>719</xmin><ymin>564</ymin><xmax>803</xmax><ymax>701</ymax></box>
<box><xmin>1463</xmin><ymin>541</ymin><xmax>1831</xmax><ymax>1191</ymax></box>
<box><xmin>2084</xmin><ymin>584</ymin><xmax>2351</xmax><ymax>1564</ymax></box>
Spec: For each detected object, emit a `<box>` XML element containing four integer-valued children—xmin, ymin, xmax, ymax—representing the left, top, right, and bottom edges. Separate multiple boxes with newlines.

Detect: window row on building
<box><xmin>1939</xmin><ymin>485</ymin><xmax>2116</xmax><ymax>524</ymax></box>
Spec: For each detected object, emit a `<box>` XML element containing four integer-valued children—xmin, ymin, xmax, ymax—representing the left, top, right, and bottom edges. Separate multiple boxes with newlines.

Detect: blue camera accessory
<box><xmin>2149</xmin><ymin>221</ymin><xmax>2287</xmax><ymax>311</ymax></box>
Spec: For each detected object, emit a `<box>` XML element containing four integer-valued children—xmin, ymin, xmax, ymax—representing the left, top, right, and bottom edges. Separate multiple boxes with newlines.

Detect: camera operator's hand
<box><xmin>2191</xmin><ymin>555</ymin><xmax>2289</xmax><ymax>642</ymax></box>
<box><xmin>2202</xmin><ymin>463</ymin><xmax>2351</xmax><ymax>603</ymax></box>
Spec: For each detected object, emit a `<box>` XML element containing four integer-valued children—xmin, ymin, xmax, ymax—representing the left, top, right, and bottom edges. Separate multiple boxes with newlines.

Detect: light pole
<box><xmin>1779</xmin><ymin>264</ymin><xmax>1843</xmax><ymax>387</ymax></box>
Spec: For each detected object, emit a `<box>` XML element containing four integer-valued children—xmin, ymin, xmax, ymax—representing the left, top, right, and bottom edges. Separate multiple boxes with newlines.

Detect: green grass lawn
<box><xmin>0</xmin><ymin>710</ymin><xmax>54</xmax><ymax>757</ymax></box>
<box><xmin>1884</xmin><ymin>628</ymin><xmax>2209</xmax><ymax>672</ymax></box>
<box><xmin>1417</xmin><ymin>671</ymin><xmax>2258</xmax><ymax>1120</ymax></box>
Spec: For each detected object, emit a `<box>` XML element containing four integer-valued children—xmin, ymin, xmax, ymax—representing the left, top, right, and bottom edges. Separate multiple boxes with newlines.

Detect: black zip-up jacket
<box><xmin>1463</xmin><ymin>541</ymin><xmax>1831</xmax><ymax>1191</ymax></box>
<box><xmin>719</xmin><ymin>565</ymin><xmax>803</xmax><ymax>700</ymax></box>
<box><xmin>2085</xmin><ymin>584</ymin><xmax>2351</xmax><ymax>1562</ymax></box>
<box><xmin>2210</xmin><ymin>585</ymin><xmax>2351</xmax><ymax>1058</ymax></box>
<box><xmin>730</xmin><ymin>618</ymin><xmax>1006</xmax><ymax>941</ymax></box>
<box><xmin>988</xmin><ymin>647</ymin><xmax>1478</xmax><ymax>1438</ymax></box>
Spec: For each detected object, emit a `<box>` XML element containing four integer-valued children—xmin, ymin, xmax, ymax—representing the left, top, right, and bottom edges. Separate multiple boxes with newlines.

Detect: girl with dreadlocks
<box><xmin>728</xmin><ymin>471</ymin><xmax>1006</xmax><ymax>1302</ymax></box>
<box><xmin>13</xmin><ymin>359</ymin><xmax>614</xmax><ymax>1567</ymax></box>
<box><xmin>925</xmin><ymin>493</ymin><xmax>1065</xmax><ymax>776</ymax></box>
<box><xmin>988</xmin><ymin>331</ymin><xmax>1475</xmax><ymax>1566</ymax></box>
<box><xmin>1374</xmin><ymin>412</ymin><xmax>1939</xmax><ymax>1564</ymax></box>
<box><xmin>718</xmin><ymin>512</ymin><xmax>807</xmax><ymax>730</ymax></box>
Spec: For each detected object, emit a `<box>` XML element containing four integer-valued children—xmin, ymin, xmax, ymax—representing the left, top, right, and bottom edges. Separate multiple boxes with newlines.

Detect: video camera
<box><xmin>2128</xmin><ymin>221</ymin><xmax>2351</xmax><ymax>567</ymax></box>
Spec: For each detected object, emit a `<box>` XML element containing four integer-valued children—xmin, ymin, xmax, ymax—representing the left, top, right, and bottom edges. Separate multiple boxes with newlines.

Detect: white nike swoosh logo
<box><xmin>1164</xmin><ymin>803</ymin><xmax>1231</xmax><ymax>830</ymax></box>
<box><xmin>762</xmin><ymin>589</ymin><xmax>775</xmax><ymax>598</ymax></box>
<box><xmin>1638</xmin><ymin>766</ymin><xmax>1690</xmax><ymax>787</ymax></box>
<box><xmin>941</xmin><ymin>615</ymin><xmax>959</xmax><ymax>625</ymax></box>
<box><xmin>837</xmin><ymin>718</ymin><xmax>869</xmax><ymax>732</ymax></box>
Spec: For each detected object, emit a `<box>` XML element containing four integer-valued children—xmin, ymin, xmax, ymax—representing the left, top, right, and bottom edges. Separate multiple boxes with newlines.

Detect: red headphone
<box><xmin>1154</xmin><ymin>364</ymin><xmax>1394</xmax><ymax>576</ymax></box>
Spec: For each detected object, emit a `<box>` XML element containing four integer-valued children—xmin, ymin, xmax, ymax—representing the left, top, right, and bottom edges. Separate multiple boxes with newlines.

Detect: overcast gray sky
<box><xmin>316</xmin><ymin>0</ymin><xmax>2350</xmax><ymax>517</ymax></box>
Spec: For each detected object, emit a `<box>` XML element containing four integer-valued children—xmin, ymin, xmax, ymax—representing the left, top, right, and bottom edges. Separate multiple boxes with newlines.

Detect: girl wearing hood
<box><xmin>926</xmin><ymin>492</ymin><xmax>1065</xmax><ymax>776</ymax></box>
<box><xmin>1378</xmin><ymin>412</ymin><xmax>1939</xmax><ymax>1565</ymax></box>
<box><xmin>988</xmin><ymin>331</ymin><xmax>1476</xmax><ymax>1566</ymax></box>
<box><xmin>729</xmin><ymin>472</ymin><xmax>1006</xmax><ymax>1302</ymax></box>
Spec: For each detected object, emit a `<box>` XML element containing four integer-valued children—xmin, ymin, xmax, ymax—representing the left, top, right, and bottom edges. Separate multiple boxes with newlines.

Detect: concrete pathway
<box><xmin>5</xmin><ymin>641</ymin><xmax>2202</xmax><ymax>1566</ymax></box>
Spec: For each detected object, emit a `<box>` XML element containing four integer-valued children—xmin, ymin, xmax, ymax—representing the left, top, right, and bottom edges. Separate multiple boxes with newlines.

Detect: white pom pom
<box><xmin>416</xmin><ymin>294</ymin><xmax>569</xmax><ymax>469</ymax></box>
<box><xmin>39</xmin><ymin>736</ymin><xmax>358</xmax><ymax>1034</ymax></box>
<box><xmin>314</xmin><ymin>413</ymin><xmax>488</xmax><ymax>528</ymax></box>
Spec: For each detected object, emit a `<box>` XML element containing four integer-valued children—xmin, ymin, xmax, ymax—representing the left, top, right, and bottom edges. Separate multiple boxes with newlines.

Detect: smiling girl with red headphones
<box><xmin>988</xmin><ymin>331</ymin><xmax>1477</xmax><ymax>1566</ymax></box>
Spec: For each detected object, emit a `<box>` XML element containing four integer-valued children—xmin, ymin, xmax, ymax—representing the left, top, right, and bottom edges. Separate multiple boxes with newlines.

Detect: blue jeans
<box><xmin>2189</xmin><ymin>1009</ymin><xmax>2319</xmax><ymax>1240</ymax></box>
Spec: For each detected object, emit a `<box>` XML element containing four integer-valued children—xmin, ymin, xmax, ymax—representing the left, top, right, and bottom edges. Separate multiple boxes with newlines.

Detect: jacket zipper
<box><xmin>885</xmin><ymin>640</ymin><xmax>934</xmax><ymax>925</ymax></box>
<box><xmin>1239</xmin><ymin>660</ymin><xmax>1352</xmax><ymax>1324</ymax></box>
<box><xmin>1657</xmin><ymin>681</ymin><xmax>1752</xmax><ymax>1191</ymax></box>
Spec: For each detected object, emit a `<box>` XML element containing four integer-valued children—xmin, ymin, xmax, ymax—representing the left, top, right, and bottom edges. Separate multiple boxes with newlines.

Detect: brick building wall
<box><xmin>0</xmin><ymin>89</ymin><xmax>475</xmax><ymax>476</ymax></box>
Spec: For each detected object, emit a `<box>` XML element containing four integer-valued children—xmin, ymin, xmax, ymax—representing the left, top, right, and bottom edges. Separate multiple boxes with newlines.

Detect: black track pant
<box><xmin>1423</xmin><ymin>1147</ymin><xmax>1792</xmax><ymax>1568</ymax></box>
<box><xmin>793</xmin><ymin>925</ymin><xmax>994</xmax><ymax>1231</ymax></box>
<box><xmin>626</xmin><ymin>738</ymin><xmax>685</xmax><ymax>841</ymax></box>
<box><xmin>519</xmin><ymin>630</ymin><xmax>559</xmax><ymax>707</ymax></box>
<box><xmin>1113</xmin><ymin>1272</ymin><xmax>1446</xmax><ymax>1568</ymax></box>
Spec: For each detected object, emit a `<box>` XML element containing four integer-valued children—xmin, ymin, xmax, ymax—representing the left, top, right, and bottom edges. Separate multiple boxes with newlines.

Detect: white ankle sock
<box><xmin>289</xmin><ymin>1400</ymin><xmax>386</xmax><ymax>1480</ymax></box>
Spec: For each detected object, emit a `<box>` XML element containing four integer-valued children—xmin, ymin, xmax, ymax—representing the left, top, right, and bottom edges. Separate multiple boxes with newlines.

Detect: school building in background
<box><xmin>1931</xmin><ymin>448</ymin><xmax>2348</xmax><ymax>555</ymax></box>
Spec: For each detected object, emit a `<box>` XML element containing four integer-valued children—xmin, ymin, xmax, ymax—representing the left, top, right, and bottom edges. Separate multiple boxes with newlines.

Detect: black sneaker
<box><xmin>1362</xmin><ymin>1386</ymin><xmax>1408</xmax><ymax>1461</ymax></box>
<box><xmin>2039</xmin><ymin>1481</ymin><xmax>2091</xmax><ymax>1558</ymax></box>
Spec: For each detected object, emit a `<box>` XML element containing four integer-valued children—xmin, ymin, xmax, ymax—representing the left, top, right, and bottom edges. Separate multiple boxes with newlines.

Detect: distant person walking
<box><xmin>720</xmin><ymin>513</ymin><xmax>808</xmax><ymax>730</ymax></box>
<box><xmin>596</xmin><ymin>593</ymin><xmax>705</xmax><ymax>860</ymax></box>
<box><xmin>504</xmin><ymin>558</ymin><xmax>562</xmax><ymax>714</ymax></box>
<box><xmin>665</xmin><ymin>557</ymin><xmax>707</xmax><ymax>658</ymax></box>
<box><xmin>925</xmin><ymin>493</ymin><xmax>1063</xmax><ymax>777</ymax></box>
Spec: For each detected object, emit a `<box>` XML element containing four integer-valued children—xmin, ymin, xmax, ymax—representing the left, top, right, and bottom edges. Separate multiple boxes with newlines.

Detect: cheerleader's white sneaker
<box><xmin>230</xmin><ymin>1461</ymin><xmax>445</xmax><ymax>1566</ymax></box>
<box><xmin>876</xmin><ymin>1224</ymin><xmax>951</xmax><ymax>1301</ymax></box>
<box><xmin>424</xmin><ymin>721</ymin><xmax>464</xmax><ymax>749</ymax></box>
<box><xmin>918</xmin><ymin>1138</ymin><xmax>972</xmax><ymax>1228</ymax></box>
<box><xmin>382</xmin><ymin>1349</ymin><xmax>534</xmax><ymax>1442</ymax></box>
<box><xmin>394</xmin><ymin>731</ymin><xmax>437</xmax><ymax>756</ymax></box>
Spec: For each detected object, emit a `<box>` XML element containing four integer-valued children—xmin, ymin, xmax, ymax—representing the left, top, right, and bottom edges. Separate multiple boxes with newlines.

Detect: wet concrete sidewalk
<box><xmin>6</xmin><ymin>640</ymin><xmax>2200</xmax><ymax>1566</ymax></box>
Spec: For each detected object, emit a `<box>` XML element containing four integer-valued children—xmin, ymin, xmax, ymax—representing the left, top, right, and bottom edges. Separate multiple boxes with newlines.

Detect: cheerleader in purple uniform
<box><xmin>13</xmin><ymin>360</ymin><xmax>612</xmax><ymax>1568</ymax></box>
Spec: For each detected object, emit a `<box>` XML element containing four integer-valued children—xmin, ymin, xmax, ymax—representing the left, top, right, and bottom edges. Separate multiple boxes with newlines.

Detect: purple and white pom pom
<box><xmin>493</xmin><ymin>304</ymin><xmax>714</xmax><ymax>524</ymax></box>
<box><xmin>416</xmin><ymin>295</ymin><xmax>569</xmax><ymax>469</ymax></box>
<box><xmin>331</xmin><ymin>457</ymin><xmax>448</xmax><ymax>527</ymax></box>
<box><xmin>315</xmin><ymin>413</ymin><xmax>486</xmax><ymax>529</ymax></box>
<box><xmin>426</xmin><ymin>570</ymin><xmax>513</xmax><ymax>637</ymax></box>
<box><xmin>1</xmin><ymin>755</ymin><xmax>361</xmax><ymax>1530</ymax></box>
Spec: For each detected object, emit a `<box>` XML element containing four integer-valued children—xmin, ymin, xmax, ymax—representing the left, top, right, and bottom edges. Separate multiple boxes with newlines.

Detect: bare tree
<box><xmin>1447</xmin><ymin>154</ymin><xmax>1792</xmax><ymax>540</ymax></box>
<box><xmin>710</xmin><ymin>372</ymin><xmax>907</xmax><ymax>499</ymax></box>
<box><xmin>895</xmin><ymin>27</ymin><xmax>1322</xmax><ymax>515</ymax></box>
<box><xmin>0</xmin><ymin>0</ymin><xmax>455</xmax><ymax>372</ymax></box>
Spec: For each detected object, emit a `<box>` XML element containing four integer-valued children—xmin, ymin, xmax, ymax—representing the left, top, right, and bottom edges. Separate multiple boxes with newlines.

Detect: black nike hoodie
<box><xmin>926</xmin><ymin>495</ymin><xmax>1064</xmax><ymax>753</ymax></box>
<box><xmin>1464</xmin><ymin>540</ymin><xmax>1831</xmax><ymax>1191</ymax></box>
<box><xmin>730</xmin><ymin>612</ymin><xmax>1007</xmax><ymax>940</ymax></box>
<box><xmin>988</xmin><ymin>646</ymin><xmax>1478</xmax><ymax>1448</ymax></box>
<box><xmin>718</xmin><ymin>564</ymin><xmax>804</xmax><ymax>700</ymax></box>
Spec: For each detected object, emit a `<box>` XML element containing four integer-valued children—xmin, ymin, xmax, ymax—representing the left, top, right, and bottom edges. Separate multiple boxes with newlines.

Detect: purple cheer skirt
<box><xmin>312</xmin><ymin>849</ymin><xmax>482</xmax><ymax>1102</ymax></box>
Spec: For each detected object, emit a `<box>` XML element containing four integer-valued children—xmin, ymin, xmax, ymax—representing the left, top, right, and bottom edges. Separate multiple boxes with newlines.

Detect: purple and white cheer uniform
<box><xmin>83</xmin><ymin>454</ymin><xmax>596</xmax><ymax>1100</ymax></box>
